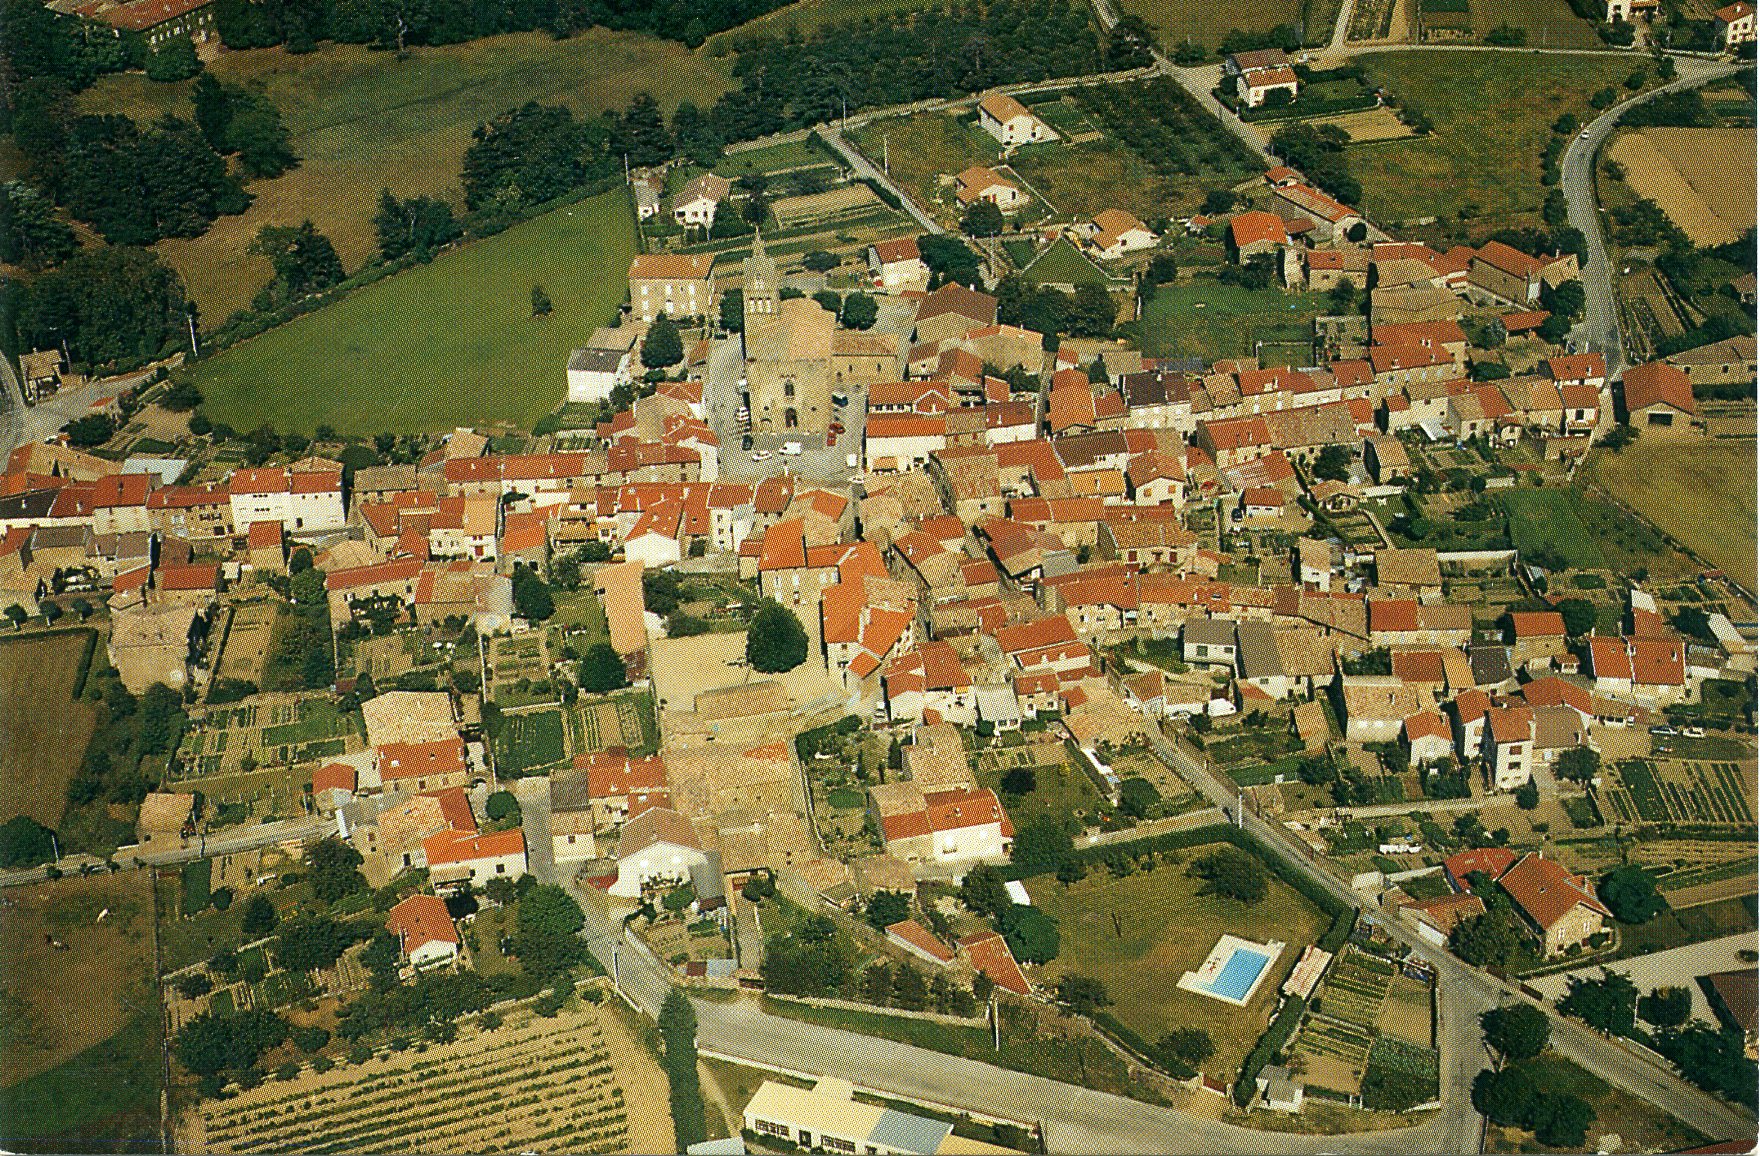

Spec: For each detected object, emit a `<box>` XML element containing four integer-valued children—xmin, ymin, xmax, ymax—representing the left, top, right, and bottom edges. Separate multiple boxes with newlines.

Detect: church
<box><xmin>741</xmin><ymin>232</ymin><xmax>901</xmax><ymax>434</ymax></box>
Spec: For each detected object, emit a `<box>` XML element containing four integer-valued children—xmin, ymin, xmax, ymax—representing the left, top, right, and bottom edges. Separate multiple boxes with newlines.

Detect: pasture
<box><xmin>848</xmin><ymin>113</ymin><xmax>1003</xmax><ymax>226</ymax></box>
<box><xmin>1353</xmin><ymin>52</ymin><xmax>1648</xmax><ymax>230</ymax></box>
<box><xmin>1035</xmin><ymin>852</ymin><xmax>1330</xmax><ymax>1076</ymax></box>
<box><xmin>1114</xmin><ymin>0</ymin><xmax>1340</xmax><ymax>52</ymax></box>
<box><xmin>191</xmin><ymin>188</ymin><xmax>638</xmax><ymax>437</ymax></box>
<box><xmin>0</xmin><ymin>629</ymin><xmax>97</xmax><ymax>830</ymax></box>
<box><xmin>1608</xmin><ymin>128</ymin><xmax>1756</xmax><ymax>248</ymax></box>
<box><xmin>1587</xmin><ymin>437</ymin><xmax>1758</xmax><ymax>588</ymax></box>
<box><xmin>80</xmin><ymin>31</ymin><xmax>731</xmax><ymax>319</ymax></box>
<box><xmin>183</xmin><ymin>998</ymin><xmax>672</xmax><ymax>1154</ymax></box>
<box><xmin>0</xmin><ymin>871</ymin><xmax>163</xmax><ymax>1152</ymax></box>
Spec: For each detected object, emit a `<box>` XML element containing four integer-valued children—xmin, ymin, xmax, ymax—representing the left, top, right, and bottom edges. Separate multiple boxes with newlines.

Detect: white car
<box><xmin>1580</xmin><ymin>129</ymin><xmax>1591</xmax><ymax>139</ymax></box>
<box><xmin>751</xmin><ymin>450</ymin><xmax>773</xmax><ymax>462</ymax></box>
<box><xmin>780</xmin><ymin>441</ymin><xmax>804</xmax><ymax>456</ymax></box>
<box><xmin>1682</xmin><ymin>725</ymin><xmax>1707</xmax><ymax>738</ymax></box>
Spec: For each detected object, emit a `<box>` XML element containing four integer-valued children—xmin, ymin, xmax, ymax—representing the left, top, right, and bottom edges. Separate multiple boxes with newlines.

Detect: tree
<box><xmin>174</xmin><ymin>1008</ymin><xmax>288</xmax><ymax>1079</ymax></box>
<box><xmin>1638</xmin><ymin>985</ymin><xmax>1692</xmax><ymax>1028</ymax></box>
<box><xmin>1514</xmin><ymin>779</ymin><xmax>1540</xmax><ymax>810</ymax></box>
<box><xmin>642</xmin><ymin>314</ymin><xmax>684</xmax><ymax>368</ymax></box>
<box><xmin>1312</xmin><ymin>444</ymin><xmax>1352</xmax><ymax>482</ymax></box>
<box><xmin>305</xmin><ymin>836</ymin><xmax>367</xmax><ymax>904</ymax></box>
<box><xmin>1481</xmin><ymin>1004</ymin><xmax>1549</xmax><ymax>1061</ymax></box>
<box><xmin>0</xmin><ymin>181</ymin><xmax>77</xmax><ymax>269</ymax></box>
<box><xmin>1188</xmin><ymin>846</ymin><xmax>1267</xmax><ymax>904</ymax></box>
<box><xmin>292</xmin><ymin>1025</ymin><xmax>330</xmax><ymax>1053</ymax></box>
<box><xmin>485</xmin><ymin>791</ymin><xmax>521</xmax><ymax>825</ymax></box>
<box><xmin>1554</xmin><ymin>747</ymin><xmax>1599</xmax><ymax>783</ymax></box>
<box><xmin>1054</xmin><ymin>974</ymin><xmax>1109</xmax><ymax>1014</ymax></box>
<box><xmin>1653</xmin><ymin>1024</ymin><xmax>1758</xmax><ymax>1109</ymax></box>
<box><xmin>16</xmin><ymin>244</ymin><xmax>189</xmax><ymax>367</ymax></box>
<box><xmin>1160</xmin><ymin>1027</ymin><xmax>1215</xmax><ymax>1067</ymax></box>
<box><xmin>1558</xmin><ymin>970</ymin><xmax>1638</xmax><ymax>1036</ymax></box>
<box><xmin>917</xmin><ymin>233</ymin><xmax>983</xmax><ymax>288</ymax></box>
<box><xmin>251</xmin><ymin>221</ymin><xmax>344</xmax><ymax>308</ymax></box>
<box><xmin>530</xmin><ymin>283</ymin><xmax>553</xmax><ymax>317</ymax></box>
<box><xmin>1529</xmin><ymin>1093</ymin><xmax>1596</xmax><ymax>1147</ymax></box>
<box><xmin>959</xmin><ymin>864</ymin><xmax>1010</xmax><ymax>918</ymax></box>
<box><xmin>719</xmin><ymin>287</ymin><xmax>743</xmax><ymax>333</ymax></box>
<box><xmin>864</xmin><ymin>889</ymin><xmax>911</xmax><ymax>930</ymax></box>
<box><xmin>746</xmin><ymin>600</ymin><xmax>807</xmax><ymax>673</ymax></box>
<box><xmin>578</xmin><ymin>642</ymin><xmax>628</xmax><ymax>694</ymax></box>
<box><xmin>145</xmin><ymin>39</ymin><xmax>201</xmax><ymax>82</ymax></box>
<box><xmin>997</xmin><ymin>903</ymin><xmax>1059</xmax><ymax>964</ymax></box>
<box><xmin>1000</xmin><ymin>767</ymin><xmax>1037</xmax><ymax>795</ymax></box>
<box><xmin>511</xmin><ymin>565</ymin><xmax>554</xmax><ymax>622</ymax></box>
<box><xmin>274</xmin><ymin>915</ymin><xmax>359</xmax><ymax>972</ymax></box>
<box><xmin>361</xmin><ymin>929</ymin><xmax>400</xmax><ymax>984</ymax></box>
<box><xmin>1471</xmin><ymin>1066</ymin><xmax>1538</xmax><ymax>1127</ymax></box>
<box><xmin>1598</xmin><ymin>865</ymin><xmax>1665</xmax><ymax>924</ymax></box>
<box><xmin>373</xmin><ymin>190</ymin><xmax>459</xmax><ymax>262</ymax></box>
<box><xmin>1056</xmin><ymin>859</ymin><xmax>1087</xmax><ymax>886</ymax></box>
<box><xmin>512</xmin><ymin>884</ymin><xmax>586</xmax><ymax>978</ymax></box>
<box><xmin>813</xmin><ymin>288</ymin><xmax>842</xmax><ymax>315</ymax></box>
<box><xmin>961</xmin><ymin>199</ymin><xmax>1005</xmax><ymax>237</ymax></box>
<box><xmin>1010</xmin><ymin>816</ymin><xmax>1073</xmax><ymax>870</ymax></box>
<box><xmin>659</xmin><ymin>989</ymin><xmax>706</xmax><ymax>1151</ymax></box>
<box><xmin>801</xmin><ymin>249</ymin><xmax>838</xmax><ymax>273</ymax></box>
<box><xmin>1451</xmin><ymin>907</ymin><xmax>1520</xmax><ymax>967</ymax></box>
<box><xmin>1555</xmin><ymin>598</ymin><xmax>1597</xmax><ymax>637</ymax></box>
<box><xmin>176</xmin><ymin>971</ymin><xmax>214</xmax><ymax>998</ymax></box>
<box><xmin>0</xmin><ymin>815</ymin><xmax>57</xmax><ymax>868</ymax></box>
<box><xmin>840</xmin><ymin>291</ymin><xmax>878</xmax><ymax>330</ymax></box>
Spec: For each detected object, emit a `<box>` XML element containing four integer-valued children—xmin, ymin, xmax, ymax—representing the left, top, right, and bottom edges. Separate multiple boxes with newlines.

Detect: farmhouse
<box><xmin>1620</xmin><ymin>360</ymin><xmax>1699</xmax><ymax>435</ymax></box>
<box><xmin>227</xmin><ymin>467</ymin><xmax>346</xmax><ymax>536</ymax></box>
<box><xmin>628</xmin><ymin>253</ymin><xmax>715</xmax><ymax>323</ymax></box>
<box><xmin>1229</xmin><ymin>211</ymin><xmax>1289</xmax><ymax>262</ymax></box>
<box><xmin>423</xmin><ymin>827</ymin><xmax>527</xmax><ymax>888</ymax></box>
<box><xmin>1715</xmin><ymin>1</ymin><xmax>1757</xmax><ymax>47</ymax></box>
<box><xmin>1498</xmin><ymin>851</ymin><xmax>1611</xmax><ymax>956</ymax></box>
<box><xmin>1237</xmin><ymin>65</ymin><xmax>1300</xmax><ymax>108</ymax></box>
<box><xmin>566</xmin><ymin>346</ymin><xmax>631</xmax><ymax>405</ymax></box>
<box><xmin>977</xmin><ymin>92</ymin><xmax>1059</xmax><ymax>147</ymax></box>
<box><xmin>869</xmin><ymin>237</ymin><xmax>931</xmax><ymax>293</ymax></box>
<box><xmin>609</xmin><ymin>806</ymin><xmax>717</xmax><ymax>899</ymax></box>
<box><xmin>386</xmin><ymin>893</ymin><xmax>459</xmax><ymax>969</ymax></box>
<box><xmin>74</xmin><ymin>0</ymin><xmax>217</xmax><ymax>53</ymax></box>
<box><xmin>1664</xmin><ymin>334</ymin><xmax>1756</xmax><ymax>387</ymax></box>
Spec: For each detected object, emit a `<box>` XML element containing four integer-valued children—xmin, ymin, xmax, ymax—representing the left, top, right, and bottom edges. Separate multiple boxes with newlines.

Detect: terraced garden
<box><xmin>1600</xmin><ymin>759</ymin><xmax>1757</xmax><ymax>827</ymax></box>
<box><xmin>189</xmin><ymin>1002</ymin><xmax>668</xmax><ymax>1154</ymax></box>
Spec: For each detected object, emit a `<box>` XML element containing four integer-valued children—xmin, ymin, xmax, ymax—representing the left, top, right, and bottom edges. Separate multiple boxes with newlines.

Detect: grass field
<box><xmin>708</xmin><ymin>0</ymin><xmax>934</xmax><ymax>45</ymax></box>
<box><xmin>79</xmin><ymin>32</ymin><xmax>730</xmax><ymax>319</ymax></box>
<box><xmin>1005</xmin><ymin>136</ymin><xmax>1233</xmax><ymax>224</ymax></box>
<box><xmin>191</xmin><ymin>187</ymin><xmax>637</xmax><ymax>436</ymax></box>
<box><xmin>1114</xmin><ymin>0</ymin><xmax>1340</xmax><ymax>52</ymax></box>
<box><xmin>1587</xmin><ymin>438</ymin><xmax>1758</xmax><ymax>587</ymax></box>
<box><xmin>1019</xmin><ymin>238</ymin><xmax>1113</xmax><ymax>286</ymax></box>
<box><xmin>972</xmin><ymin>744</ymin><xmax>1110</xmax><ymax>831</ymax></box>
<box><xmin>0</xmin><ymin>630</ymin><xmax>97</xmax><ymax>831</ymax></box>
<box><xmin>1468</xmin><ymin>0</ymin><xmax>1600</xmax><ymax>46</ymax></box>
<box><xmin>1133</xmin><ymin>278</ymin><xmax>1330</xmax><ymax>364</ymax></box>
<box><xmin>1353</xmin><ymin>52</ymin><xmax>1648</xmax><ymax>230</ymax></box>
<box><xmin>1484</xmin><ymin>1052</ymin><xmax>1709</xmax><ymax>1153</ymax></box>
<box><xmin>1035</xmin><ymin>854</ymin><xmax>1330</xmax><ymax>1077</ymax></box>
<box><xmin>848</xmin><ymin>113</ymin><xmax>1002</xmax><ymax>225</ymax></box>
<box><xmin>0</xmin><ymin>871</ymin><xmax>162</xmax><ymax>1152</ymax></box>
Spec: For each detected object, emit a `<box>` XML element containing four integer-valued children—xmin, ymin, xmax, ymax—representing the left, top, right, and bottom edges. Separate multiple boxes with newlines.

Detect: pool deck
<box><xmin>1177</xmin><ymin>933</ymin><xmax>1285</xmax><ymax>1007</ymax></box>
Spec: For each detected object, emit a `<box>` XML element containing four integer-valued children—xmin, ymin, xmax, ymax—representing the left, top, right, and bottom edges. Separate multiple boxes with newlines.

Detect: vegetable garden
<box><xmin>1600</xmin><ymin>759</ymin><xmax>1757</xmax><ymax>827</ymax></box>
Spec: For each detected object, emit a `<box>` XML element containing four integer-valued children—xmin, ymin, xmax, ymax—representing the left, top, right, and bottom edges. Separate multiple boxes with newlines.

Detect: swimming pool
<box><xmin>1206</xmin><ymin>948</ymin><xmax>1271</xmax><ymax>1002</ymax></box>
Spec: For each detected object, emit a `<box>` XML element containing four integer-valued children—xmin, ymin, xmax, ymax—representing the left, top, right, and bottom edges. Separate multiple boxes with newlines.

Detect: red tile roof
<box><xmin>1230</xmin><ymin>211</ymin><xmax>1289</xmax><ymax>249</ymax></box>
<box><xmin>1499</xmin><ymin>851</ymin><xmax>1611</xmax><ymax>931</ymax></box>
<box><xmin>386</xmin><ymin>893</ymin><xmax>458</xmax><ymax>955</ymax></box>
<box><xmin>958</xmin><ymin>930</ymin><xmax>1031</xmax><ymax>995</ymax></box>
<box><xmin>312</xmin><ymin>763</ymin><xmax>356</xmax><ymax>795</ymax></box>
<box><xmin>886</xmin><ymin>919</ymin><xmax>954</xmax><ymax>962</ymax></box>
<box><xmin>1443</xmin><ymin>846</ymin><xmax>1517</xmax><ymax>885</ymax></box>
<box><xmin>422</xmin><ymin>827</ymin><xmax>525</xmax><ymax>867</ymax></box>
<box><xmin>1622</xmin><ymin>361</ymin><xmax>1696</xmax><ymax>415</ymax></box>
<box><xmin>156</xmin><ymin>563</ymin><xmax>218</xmax><ymax>592</ymax></box>
<box><xmin>377</xmin><ymin>737</ymin><xmax>468</xmax><ymax>781</ymax></box>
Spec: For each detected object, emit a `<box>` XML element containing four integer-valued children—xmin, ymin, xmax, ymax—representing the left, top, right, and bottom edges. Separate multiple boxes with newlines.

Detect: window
<box><xmin>496</xmin><ymin>863</ymin><xmax>507</xmax><ymax>873</ymax></box>
<box><xmin>754</xmin><ymin>1120</ymin><xmax>788</xmax><ymax>1139</ymax></box>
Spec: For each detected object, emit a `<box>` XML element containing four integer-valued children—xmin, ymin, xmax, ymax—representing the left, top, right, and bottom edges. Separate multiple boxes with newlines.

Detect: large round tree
<box><xmin>746</xmin><ymin>599</ymin><xmax>808</xmax><ymax>673</ymax></box>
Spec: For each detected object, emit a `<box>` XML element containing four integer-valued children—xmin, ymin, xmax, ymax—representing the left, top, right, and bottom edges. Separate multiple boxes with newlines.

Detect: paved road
<box><xmin>823</xmin><ymin>127</ymin><xmax>944</xmax><ymax>236</ymax></box>
<box><xmin>1561</xmin><ymin>58</ymin><xmax>1745</xmax><ymax>375</ymax></box>
<box><xmin>0</xmin><ymin>816</ymin><xmax>327</xmax><ymax>889</ymax></box>
<box><xmin>1527</xmin><ymin>931</ymin><xmax>1760</xmax><ymax>1026</ymax></box>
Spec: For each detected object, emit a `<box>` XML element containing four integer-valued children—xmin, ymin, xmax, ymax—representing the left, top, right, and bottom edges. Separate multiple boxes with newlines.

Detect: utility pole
<box><xmin>186</xmin><ymin>309</ymin><xmax>200</xmax><ymax>359</ymax></box>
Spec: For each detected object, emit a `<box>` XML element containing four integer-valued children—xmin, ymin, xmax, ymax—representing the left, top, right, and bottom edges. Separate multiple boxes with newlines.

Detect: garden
<box><xmin>1131</xmin><ymin>278</ymin><xmax>1332</xmax><ymax>364</ymax></box>
<box><xmin>1600</xmin><ymin>759</ymin><xmax>1757</xmax><ymax>828</ymax></box>
<box><xmin>491</xmin><ymin>710</ymin><xmax>567</xmax><ymax>778</ymax></box>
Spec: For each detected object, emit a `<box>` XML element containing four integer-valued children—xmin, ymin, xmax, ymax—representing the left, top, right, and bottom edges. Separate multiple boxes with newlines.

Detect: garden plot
<box><xmin>486</xmin><ymin>632</ymin><xmax>562</xmax><ymax>707</ymax></box>
<box><xmin>493</xmin><ymin>709</ymin><xmax>567</xmax><ymax>777</ymax></box>
<box><xmin>214</xmin><ymin>602</ymin><xmax>279</xmax><ymax>687</ymax></box>
<box><xmin>1601</xmin><ymin>759</ymin><xmax>1758</xmax><ymax>827</ymax></box>
<box><xmin>175</xmin><ymin>693</ymin><xmax>364</xmax><ymax>779</ymax></box>
<box><xmin>185</xmin><ymin>1000</ymin><xmax>670</xmax><ymax>1155</ymax></box>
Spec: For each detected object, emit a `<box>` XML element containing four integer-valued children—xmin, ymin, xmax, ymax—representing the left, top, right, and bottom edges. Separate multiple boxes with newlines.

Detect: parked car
<box><xmin>752</xmin><ymin>450</ymin><xmax>773</xmax><ymax>462</ymax></box>
<box><xmin>1648</xmin><ymin>725</ymin><xmax>1678</xmax><ymax>737</ymax></box>
<box><xmin>741</xmin><ymin>434</ymin><xmax>754</xmax><ymax>451</ymax></box>
<box><xmin>829</xmin><ymin>420</ymin><xmax>845</xmax><ymax>434</ymax></box>
<box><xmin>781</xmin><ymin>441</ymin><xmax>803</xmax><ymax>456</ymax></box>
<box><xmin>1682</xmin><ymin>725</ymin><xmax>1707</xmax><ymax>738</ymax></box>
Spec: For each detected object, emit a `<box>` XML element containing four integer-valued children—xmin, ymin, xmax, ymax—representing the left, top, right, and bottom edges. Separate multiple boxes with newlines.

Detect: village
<box><xmin>0</xmin><ymin>0</ymin><xmax>1757</xmax><ymax>1150</ymax></box>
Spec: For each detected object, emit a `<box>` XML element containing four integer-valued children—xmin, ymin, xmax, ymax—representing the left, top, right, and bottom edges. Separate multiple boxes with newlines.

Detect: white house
<box><xmin>610</xmin><ymin>807</ymin><xmax>714</xmax><ymax>899</ymax></box>
<box><xmin>1716</xmin><ymin>1</ymin><xmax>1756</xmax><ymax>48</ymax></box>
<box><xmin>385</xmin><ymin>893</ymin><xmax>459</xmax><ymax>969</ymax></box>
<box><xmin>421</xmin><ymin>828</ymin><xmax>526</xmax><ymax>889</ymax></box>
<box><xmin>977</xmin><ymin>92</ymin><xmax>1058</xmax><ymax>148</ymax></box>
<box><xmin>868</xmin><ymin>236</ymin><xmax>931</xmax><ymax>293</ymax></box>
<box><xmin>955</xmin><ymin>166</ymin><xmax>1028</xmax><ymax>213</ymax></box>
<box><xmin>227</xmin><ymin>467</ymin><xmax>347</xmax><ymax>536</ymax></box>
<box><xmin>672</xmin><ymin>173</ymin><xmax>731</xmax><ymax>229</ymax></box>
<box><xmin>1485</xmin><ymin>706</ymin><xmax>1534</xmax><ymax>791</ymax></box>
<box><xmin>1084</xmin><ymin>208</ymin><xmax>1157</xmax><ymax>260</ymax></box>
<box><xmin>872</xmin><ymin>784</ymin><xmax>1012</xmax><ymax>871</ymax></box>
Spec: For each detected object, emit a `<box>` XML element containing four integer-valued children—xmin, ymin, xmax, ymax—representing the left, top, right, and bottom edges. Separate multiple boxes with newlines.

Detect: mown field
<box><xmin>0</xmin><ymin>872</ymin><xmax>163</xmax><ymax>1153</ymax></box>
<box><xmin>1133</xmin><ymin>278</ymin><xmax>1332</xmax><ymax>365</ymax></box>
<box><xmin>1035</xmin><ymin>854</ymin><xmax>1330</xmax><ymax>1077</ymax></box>
<box><xmin>78</xmin><ymin>32</ymin><xmax>731</xmax><ymax>319</ymax></box>
<box><xmin>191</xmin><ymin>187</ymin><xmax>637</xmax><ymax>436</ymax></box>
<box><xmin>1466</xmin><ymin>0</ymin><xmax>1600</xmax><ymax>47</ymax></box>
<box><xmin>0</xmin><ymin>630</ymin><xmax>97</xmax><ymax>831</ymax></box>
<box><xmin>1587</xmin><ymin>438</ymin><xmax>1758</xmax><ymax>587</ymax></box>
<box><xmin>1353</xmin><ymin>52</ymin><xmax>1648</xmax><ymax>230</ymax></box>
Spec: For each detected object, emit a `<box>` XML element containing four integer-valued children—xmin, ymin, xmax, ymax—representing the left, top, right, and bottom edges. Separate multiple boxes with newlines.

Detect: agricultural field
<box><xmin>493</xmin><ymin>709</ymin><xmax>568</xmax><ymax>776</ymax></box>
<box><xmin>1035</xmin><ymin>852</ymin><xmax>1331</xmax><ymax>1076</ymax></box>
<box><xmin>707</xmin><ymin>0</ymin><xmax>934</xmax><ymax>45</ymax></box>
<box><xmin>1113</xmin><ymin>0</ymin><xmax>1341</xmax><ymax>52</ymax></box>
<box><xmin>1599</xmin><ymin>759</ymin><xmax>1757</xmax><ymax>828</ymax></box>
<box><xmin>1134</xmin><ymin>278</ymin><xmax>1332</xmax><ymax>365</ymax></box>
<box><xmin>1496</xmin><ymin>484</ymin><xmax>1695</xmax><ymax>578</ymax></box>
<box><xmin>0</xmin><ymin>871</ymin><xmax>163</xmax><ymax>1153</ymax></box>
<box><xmin>213</xmin><ymin>601</ymin><xmax>281</xmax><ymax>689</ymax></box>
<box><xmin>0</xmin><ymin>629</ymin><xmax>98</xmax><ymax>830</ymax></box>
<box><xmin>192</xmin><ymin>188</ymin><xmax>639</xmax><ymax>437</ymax></box>
<box><xmin>1587</xmin><ymin>438</ymin><xmax>1758</xmax><ymax>588</ymax></box>
<box><xmin>1352</xmin><ymin>52</ymin><xmax>1650</xmax><ymax>231</ymax></box>
<box><xmin>847</xmin><ymin>113</ymin><xmax>1007</xmax><ymax>226</ymax></box>
<box><xmin>1004</xmin><ymin>135</ymin><xmax>1228</xmax><ymax>224</ymax></box>
<box><xmin>79</xmin><ymin>31</ymin><xmax>731</xmax><ymax>319</ymax></box>
<box><xmin>181</xmin><ymin>999</ymin><xmax>672</xmax><ymax>1154</ymax></box>
<box><xmin>1606</xmin><ymin>128</ymin><xmax>1756</xmax><ymax>248</ymax></box>
<box><xmin>1461</xmin><ymin>0</ymin><xmax>1600</xmax><ymax>46</ymax></box>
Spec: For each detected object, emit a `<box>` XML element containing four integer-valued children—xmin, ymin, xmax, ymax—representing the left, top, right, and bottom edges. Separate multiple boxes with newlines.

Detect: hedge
<box><xmin>1234</xmin><ymin>995</ymin><xmax>1307</xmax><ymax>1106</ymax></box>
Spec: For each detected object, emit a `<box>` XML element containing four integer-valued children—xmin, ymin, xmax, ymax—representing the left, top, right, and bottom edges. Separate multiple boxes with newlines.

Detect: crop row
<box><xmin>210</xmin><ymin>1048</ymin><xmax>612</xmax><ymax>1138</ymax></box>
<box><xmin>286</xmin><ymin>1074</ymin><xmax>623</xmax><ymax>1153</ymax></box>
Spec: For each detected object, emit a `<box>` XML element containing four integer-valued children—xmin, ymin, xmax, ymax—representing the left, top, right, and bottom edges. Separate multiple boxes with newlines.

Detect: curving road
<box><xmin>1561</xmin><ymin>56</ymin><xmax>1746</xmax><ymax>375</ymax></box>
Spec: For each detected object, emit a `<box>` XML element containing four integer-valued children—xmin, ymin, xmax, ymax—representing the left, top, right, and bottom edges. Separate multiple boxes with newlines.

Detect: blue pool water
<box><xmin>1207</xmin><ymin>949</ymin><xmax>1271</xmax><ymax>1001</ymax></box>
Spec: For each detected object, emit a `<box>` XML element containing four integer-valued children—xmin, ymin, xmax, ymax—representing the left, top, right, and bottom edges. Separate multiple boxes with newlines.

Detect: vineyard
<box><xmin>1073</xmin><ymin>79</ymin><xmax>1258</xmax><ymax>182</ymax></box>
<box><xmin>1600</xmin><ymin>759</ymin><xmax>1757</xmax><ymax>827</ymax></box>
<box><xmin>189</xmin><ymin>1003</ymin><xmax>670</xmax><ymax>1154</ymax></box>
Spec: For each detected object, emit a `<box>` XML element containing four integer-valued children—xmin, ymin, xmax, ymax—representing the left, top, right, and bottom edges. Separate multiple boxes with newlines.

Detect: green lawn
<box><xmin>1353</xmin><ymin>52</ymin><xmax>1654</xmax><ymax>231</ymax></box>
<box><xmin>1035</xmin><ymin>855</ymin><xmax>1331</xmax><ymax>1077</ymax></box>
<box><xmin>80</xmin><ymin>31</ymin><xmax>730</xmax><ymax>318</ymax></box>
<box><xmin>193</xmin><ymin>188</ymin><xmax>638</xmax><ymax>436</ymax></box>
<box><xmin>0</xmin><ymin>1011</ymin><xmax>163</xmax><ymax>1151</ymax></box>
<box><xmin>1133</xmin><ymin>278</ymin><xmax>1330</xmax><ymax>364</ymax></box>
<box><xmin>493</xmin><ymin>709</ymin><xmax>567</xmax><ymax>776</ymax></box>
<box><xmin>1497</xmin><ymin>488</ymin><xmax>1608</xmax><ymax>570</ymax></box>
<box><xmin>1005</xmin><ymin>136</ymin><xmax>1240</xmax><ymax>224</ymax></box>
<box><xmin>974</xmin><ymin>748</ymin><xmax>1111</xmax><ymax>831</ymax></box>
